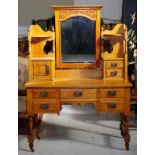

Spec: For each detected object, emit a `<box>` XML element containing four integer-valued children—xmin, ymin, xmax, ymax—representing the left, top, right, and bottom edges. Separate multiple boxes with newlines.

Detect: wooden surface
<box><xmin>25</xmin><ymin>79</ymin><xmax>132</xmax><ymax>88</ymax></box>
<box><xmin>26</xmin><ymin>5</ymin><xmax>131</xmax><ymax>152</ymax></box>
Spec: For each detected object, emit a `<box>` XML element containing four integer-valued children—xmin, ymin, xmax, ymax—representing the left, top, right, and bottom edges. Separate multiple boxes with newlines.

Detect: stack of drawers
<box><xmin>98</xmin><ymin>88</ymin><xmax>125</xmax><ymax>113</ymax></box>
<box><xmin>104</xmin><ymin>59</ymin><xmax>124</xmax><ymax>79</ymax></box>
<box><xmin>30</xmin><ymin>87</ymin><xmax>126</xmax><ymax>114</ymax></box>
<box><xmin>32</xmin><ymin>89</ymin><xmax>60</xmax><ymax>113</ymax></box>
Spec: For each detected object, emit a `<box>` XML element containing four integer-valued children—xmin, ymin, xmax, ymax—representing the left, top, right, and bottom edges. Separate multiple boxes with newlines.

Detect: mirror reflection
<box><xmin>61</xmin><ymin>16</ymin><xmax>96</xmax><ymax>63</ymax></box>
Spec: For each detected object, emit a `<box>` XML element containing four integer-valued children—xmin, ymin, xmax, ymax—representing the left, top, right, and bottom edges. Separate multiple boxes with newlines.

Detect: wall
<box><xmin>18</xmin><ymin>0</ymin><xmax>122</xmax><ymax>35</ymax></box>
<box><xmin>74</xmin><ymin>0</ymin><xmax>123</xmax><ymax>23</ymax></box>
<box><xmin>18</xmin><ymin>0</ymin><xmax>74</xmax><ymax>26</ymax></box>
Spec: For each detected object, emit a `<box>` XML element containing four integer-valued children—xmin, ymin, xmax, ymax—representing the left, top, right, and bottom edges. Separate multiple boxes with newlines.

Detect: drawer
<box><xmin>60</xmin><ymin>89</ymin><xmax>97</xmax><ymax>100</ymax></box>
<box><xmin>105</xmin><ymin>61</ymin><xmax>123</xmax><ymax>68</ymax></box>
<box><xmin>32</xmin><ymin>89</ymin><xmax>58</xmax><ymax>99</ymax></box>
<box><xmin>99</xmin><ymin>101</ymin><xmax>124</xmax><ymax>112</ymax></box>
<box><xmin>100</xmin><ymin>89</ymin><xmax>125</xmax><ymax>99</ymax></box>
<box><xmin>33</xmin><ymin>99</ymin><xmax>59</xmax><ymax>113</ymax></box>
<box><xmin>106</xmin><ymin>69</ymin><xmax>123</xmax><ymax>78</ymax></box>
<box><xmin>33</xmin><ymin>61</ymin><xmax>51</xmax><ymax>80</ymax></box>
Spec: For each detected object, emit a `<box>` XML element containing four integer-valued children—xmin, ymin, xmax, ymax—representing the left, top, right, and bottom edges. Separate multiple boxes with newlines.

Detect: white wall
<box><xmin>18</xmin><ymin>0</ymin><xmax>74</xmax><ymax>26</ymax></box>
<box><xmin>18</xmin><ymin>0</ymin><xmax>123</xmax><ymax>35</ymax></box>
<box><xmin>74</xmin><ymin>0</ymin><xmax>123</xmax><ymax>22</ymax></box>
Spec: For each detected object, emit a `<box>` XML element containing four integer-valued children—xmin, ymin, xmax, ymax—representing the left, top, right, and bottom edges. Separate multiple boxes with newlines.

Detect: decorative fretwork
<box><xmin>59</xmin><ymin>10</ymin><xmax>97</xmax><ymax>20</ymax></box>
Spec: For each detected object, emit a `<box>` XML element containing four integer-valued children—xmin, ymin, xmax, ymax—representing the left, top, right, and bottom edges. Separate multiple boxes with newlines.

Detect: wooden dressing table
<box><xmin>26</xmin><ymin>5</ymin><xmax>132</xmax><ymax>152</ymax></box>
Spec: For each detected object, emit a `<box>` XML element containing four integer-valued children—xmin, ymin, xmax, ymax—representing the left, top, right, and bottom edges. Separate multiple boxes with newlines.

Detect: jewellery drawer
<box><xmin>33</xmin><ymin>99</ymin><xmax>59</xmax><ymax>113</ymax></box>
<box><xmin>106</xmin><ymin>69</ymin><xmax>123</xmax><ymax>78</ymax></box>
<box><xmin>99</xmin><ymin>101</ymin><xmax>124</xmax><ymax>112</ymax></box>
<box><xmin>33</xmin><ymin>61</ymin><xmax>51</xmax><ymax>80</ymax></box>
<box><xmin>32</xmin><ymin>89</ymin><xmax>58</xmax><ymax>99</ymax></box>
<box><xmin>100</xmin><ymin>89</ymin><xmax>125</xmax><ymax>99</ymax></box>
<box><xmin>105</xmin><ymin>60</ymin><xmax>123</xmax><ymax>68</ymax></box>
<box><xmin>60</xmin><ymin>89</ymin><xmax>97</xmax><ymax>100</ymax></box>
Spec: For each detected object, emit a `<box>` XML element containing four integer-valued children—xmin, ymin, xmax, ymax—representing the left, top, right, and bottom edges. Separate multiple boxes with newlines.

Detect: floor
<box><xmin>18</xmin><ymin>105</ymin><xmax>137</xmax><ymax>155</ymax></box>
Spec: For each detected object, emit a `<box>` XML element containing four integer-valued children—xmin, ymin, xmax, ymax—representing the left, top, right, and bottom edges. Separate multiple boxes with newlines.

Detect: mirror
<box><xmin>61</xmin><ymin>16</ymin><xmax>96</xmax><ymax>63</ymax></box>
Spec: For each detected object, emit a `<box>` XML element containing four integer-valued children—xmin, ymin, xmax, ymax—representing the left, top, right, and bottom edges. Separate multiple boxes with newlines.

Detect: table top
<box><xmin>25</xmin><ymin>79</ymin><xmax>132</xmax><ymax>88</ymax></box>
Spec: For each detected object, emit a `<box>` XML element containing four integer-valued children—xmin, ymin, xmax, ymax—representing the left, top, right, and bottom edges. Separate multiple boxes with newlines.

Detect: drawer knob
<box><xmin>74</xmin><ymin>91</ymin><xmax>83</xmax><ymax>97</ymax></box>
<box><xmin>108</xmin><ymin>91</ymin><xmax>116</xmax><ymax>97</ymax></box>
<box><xmin>111</xmin><ymin>71</ymin><xmax>117</xmax><ymax>77</ymax></box>
<box><xmin>108</xmin><ymin>103</ymin><xmax>116</xmax><ymax>109</ymax></box>
<box><xmin>40</xmin><ymin>104</ymin><xmax>49</xmax><ymax>109</ymax></box>
<box><xmin>40</xmin><ymin>92</ymin><xmax>48</xmax><ymax>97</ymax></box>
<box><xmin>111</xmin><ymin>63</ymin><xmax>117</xmax><ymax>67</ymax></box>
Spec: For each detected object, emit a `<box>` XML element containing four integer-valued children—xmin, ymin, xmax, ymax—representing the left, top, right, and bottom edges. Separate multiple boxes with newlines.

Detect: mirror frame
<box><xmin>53</xmin><ymin>6</ymin><xmax>102</xmax><ymax>69</ymax></box>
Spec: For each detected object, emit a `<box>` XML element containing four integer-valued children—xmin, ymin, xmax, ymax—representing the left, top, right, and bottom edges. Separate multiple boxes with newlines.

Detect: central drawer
<box><xmin>60</xmin><ymin>89</ymin><xmax>97</xmax><ymax>101</ymax></box>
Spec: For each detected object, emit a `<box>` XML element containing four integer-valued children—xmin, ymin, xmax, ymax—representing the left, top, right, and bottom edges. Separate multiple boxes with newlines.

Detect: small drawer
<box><xmin>100</xmin><ymin>89</ymin><xmax>125</xmax><ymax>99</ymax></box>
<box><xmin>33</xmin><ymin>100</ymin><xmax>59</xmax><ymax>113</ymax></box>
<box><xmin>105</xmin><ymin>61</ymin><xmax>123</xmax><ymax>68</ymax></box>
<box><xmin>33</xmin><ymin>61</ymin><xmax>51</xmax><ymax>80</ymax></box>
<box><xmin>99</xmin><ymin>101</ymin><xmax>124</xmax><ymax>112</ymax></box>
<box><xmin>60</xmin><ymin>89</ymin><xmax>97</xmax><ymax>100</ymax></box>
<box><xmin>106</xmin><ymin>69</ymin><xmax>123</xmax><ymax>78</ymax></box>
<box><xmin>33</xmin><ymin>89</ymin><xmax>58</xmax><ymax>99</ymax></box>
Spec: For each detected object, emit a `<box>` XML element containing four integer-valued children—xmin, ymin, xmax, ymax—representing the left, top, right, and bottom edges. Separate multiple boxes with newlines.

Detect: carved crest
<box><xmin>59</xmin><ymin>10</ymin><xmax>97</xmax><ymax>20</ymax></box>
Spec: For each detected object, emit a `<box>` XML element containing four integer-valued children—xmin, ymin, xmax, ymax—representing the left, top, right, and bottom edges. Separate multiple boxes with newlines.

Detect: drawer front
<box><xmin>33</xmin><ymin>61</ymin><xmax>51</xmax><ymax>80</ymax></box>
<box><xmin>60</xmin><ymin>89</ymin><xmax>97</xmax><ymax>100</ymax></box>
<box><xmin>33</xmin><ymin>100</ymin><xmax>59</xmax><ymax>113</ymax></box>
<box><xmin>99</xmin><ymin>101</ymin><xmax>124</xmax><ymax>112</ymax></box>
<box><xmin>105</xmin><ymin>61</ymin><xmax>123</xmax><ymax>68</ymax></box>
<box><xmin>100</xmin><ymin>89</ymin><xmax>124</xmax><ymax>99</ymax></box>
<box><xmin>106</xmin><ymin>69</ymin><xmax>123</xmax><ymax>78</ymax></box>
<box><xmin>33</xmin><ymin>89</ymin><xmax>58</xmax><ymax>99</ymax></box>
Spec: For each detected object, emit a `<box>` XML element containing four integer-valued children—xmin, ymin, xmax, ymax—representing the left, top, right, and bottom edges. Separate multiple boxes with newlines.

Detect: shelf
<box><xmin>28</xmin><ymin>25</ymin><xmax>53</xmax><ymax>39</ymax></box>
<box><xmin>31</xmin><ymin>57</ymin><xmax>55</xmax><ymax>61</ymax></box>
<box><xmin>31</xmin><ymin>35</ymin><xmax>52</xmax><ymax>38</ymax></box>
<box><xmin>103</xmin><ymin>33</ymin><xmax>123</xmax><ymax>37</ymax></box>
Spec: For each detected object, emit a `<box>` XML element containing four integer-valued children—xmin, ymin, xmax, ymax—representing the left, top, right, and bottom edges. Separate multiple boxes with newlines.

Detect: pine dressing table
<box><xmin>25</xmin><ymin>5</ymin><xmax>132</xmax><ymax>152</ymax></box>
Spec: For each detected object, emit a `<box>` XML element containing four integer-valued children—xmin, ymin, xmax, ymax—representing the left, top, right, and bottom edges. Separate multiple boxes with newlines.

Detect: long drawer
<box><xmin>60</xmin><ymin>89</ymin><xmax>97</xmax><ymax>101</ymax></box>
<box><xmin>32</xmin><ymin>89</ymin><xmax>59</xmax><ymax>99</ymax></box>
<box><xmin>100</xmin><ymin>89</ymin><xmax>125</xmax><ymax>99</ymax></box>
<box><xmin>33</xmin><ymin>99</ymin><xmax>59</xmax><ymax>113</ymax></box>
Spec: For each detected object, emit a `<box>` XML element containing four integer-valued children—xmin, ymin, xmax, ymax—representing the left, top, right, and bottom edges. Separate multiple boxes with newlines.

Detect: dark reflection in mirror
<box><xmin>61</xmin><ymin>16</ymin><xmax>96</xmax><ymax>63</ymax></box>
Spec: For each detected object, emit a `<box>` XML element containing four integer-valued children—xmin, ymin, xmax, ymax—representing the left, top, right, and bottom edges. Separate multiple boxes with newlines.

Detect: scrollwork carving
<box><xmin>59</xmin><ymin>10</ymin><xmax>97</xmax><ymax>20</ymax></box>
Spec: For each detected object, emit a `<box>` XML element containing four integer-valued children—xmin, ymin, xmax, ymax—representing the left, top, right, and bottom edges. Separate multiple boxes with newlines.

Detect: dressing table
<box><xmin>26</xmin><ymin>5</ymin><xmax>132</xmax><ymax>152</ymax></box>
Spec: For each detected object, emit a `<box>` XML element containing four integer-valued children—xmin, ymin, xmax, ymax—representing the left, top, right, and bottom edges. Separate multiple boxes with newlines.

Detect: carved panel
<box><xmin>59</xmin><ymin>10</ymin><xmax>97</xmax><ymax>20</ymax></box>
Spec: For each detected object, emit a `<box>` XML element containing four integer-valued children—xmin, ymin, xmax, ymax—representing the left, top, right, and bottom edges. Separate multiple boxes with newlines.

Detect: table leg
<box><xmin>120</xmin><ymin>113</ymin><xmax>125</xmax><ymax>137</ymax></box>
<box><xmin>124</xmin><ymin>115</ymin><xmax>130</xmax><ymax>150</ymax></box>
<box><xmin>34</xmin><ymin>114</ymin><xmax>40</xmax><ymax>140</ymax></box>
<box><xmin>28</xmin><ymin>115</ymin><xmax>34</xmax><ymax>152</ymax></box>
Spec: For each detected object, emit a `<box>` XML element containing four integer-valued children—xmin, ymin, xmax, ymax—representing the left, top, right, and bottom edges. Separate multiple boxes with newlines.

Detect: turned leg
<box><xmin>34</xmin><ymin>114</ymin><xmax>40</xmax><ymax>140</ymax></box>
<box><xmin>28</xmin><ymin>115</ymin><xmax>34</xmax><ymax>152</ymax></box>
<box><xmin>120</xmin><ymin>113</ymin><xmax>125</xmax><ymax>137</ymax></box>
<box><xmin>124</xmin><ymin>115</ymin><xmax>130</xmax><ymax>150</ymax></box>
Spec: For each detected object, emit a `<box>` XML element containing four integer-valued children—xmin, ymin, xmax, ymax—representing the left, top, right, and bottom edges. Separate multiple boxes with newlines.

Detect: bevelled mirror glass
<box><xmin>61</xmin><ymin>16</ymin><xmax>96</xmax><ymax>63</ymax></box>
